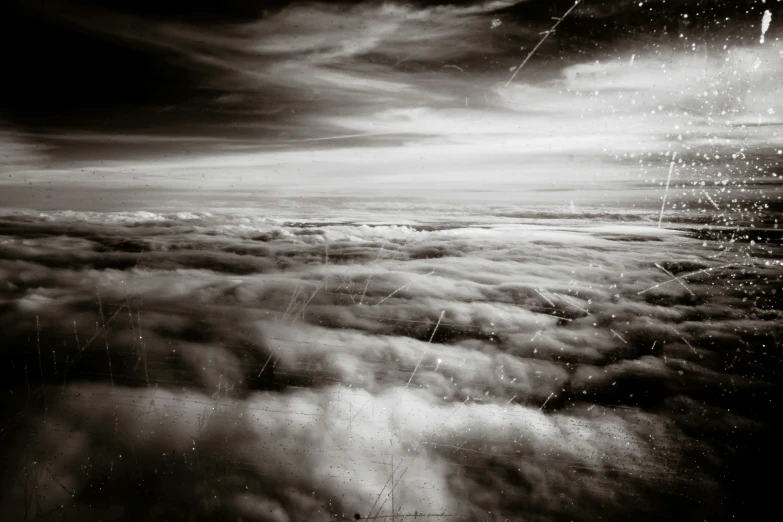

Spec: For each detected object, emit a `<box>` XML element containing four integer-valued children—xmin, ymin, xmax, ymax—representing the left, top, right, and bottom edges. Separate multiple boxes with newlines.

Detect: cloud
<box><xmin>44</xmin><ymin>1</ymin><xmax>503</xmax><ymax>121</ymax></box>
<box><xmin>1</xmin><ymin>2</ymin><xmax>780</xmax><ymax>208</ymax></box>
<box><xmin>7</xmin><ymin>38</ymin><xmax>780</xmax><ymax>203</ymax></box>
<box><xmin>0</xmin><ymin>209</ymin><xmax>779</xmax><ymax>520</ymax></box>
<box><xmin>0</xmin><ymin>129</ymin><xmax>48</xmax><ymax>170</ymax></box>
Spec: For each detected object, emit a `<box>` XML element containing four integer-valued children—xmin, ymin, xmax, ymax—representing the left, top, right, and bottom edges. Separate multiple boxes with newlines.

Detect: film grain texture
<box><xmin>0</xmin><ymin>1</ymin><xmax>781</xmax><ymax>521</ymax></box>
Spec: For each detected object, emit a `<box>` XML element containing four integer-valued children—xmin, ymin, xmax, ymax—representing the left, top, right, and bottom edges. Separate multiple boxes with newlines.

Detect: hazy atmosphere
<box><xmin>1</xmin><ymin>1</ymin><xmax>781</xmax><ymax>521</ymax></box>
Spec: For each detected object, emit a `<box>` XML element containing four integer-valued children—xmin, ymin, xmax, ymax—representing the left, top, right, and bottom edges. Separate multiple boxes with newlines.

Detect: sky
<box><xmin>1</xmin><ymin>0</ymin><xmax>782</xmax><ymax>208</ymax></box>
<box><xmin>1</xmin><ymin>4</ymin><xmax>782</xmax><ymax>519</ymax></box>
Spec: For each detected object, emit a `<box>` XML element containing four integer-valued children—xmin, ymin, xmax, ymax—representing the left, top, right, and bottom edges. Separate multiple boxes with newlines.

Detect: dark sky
<box><xmin>0</xmin><ymin>0</ymin><xmax>780</xmax><ymax>204</ymax></box>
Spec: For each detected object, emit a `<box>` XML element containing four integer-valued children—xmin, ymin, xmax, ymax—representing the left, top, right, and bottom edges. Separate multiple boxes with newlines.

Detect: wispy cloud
<box><xmin>1</xmin><ymin>2</ymin><xmax>781</xmax><ymax>204</ymax></box>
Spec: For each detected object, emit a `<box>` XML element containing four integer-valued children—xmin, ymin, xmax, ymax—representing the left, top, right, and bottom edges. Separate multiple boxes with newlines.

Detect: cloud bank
<box><xmin>0</xmin><ymin>209</ymin><xmax>779</xmax><ymax>521</ymax></box>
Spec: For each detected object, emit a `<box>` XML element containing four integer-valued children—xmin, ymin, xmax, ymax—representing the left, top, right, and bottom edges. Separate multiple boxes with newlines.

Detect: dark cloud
<box><xmin>2</xmin><ymin>0</ymin><xmax>780</xmax><ymax>166</ymax></box>
<box><xmin>1</xmin><ymin>1</ymin><xmax>504</xmax><ymax>140</ymax></box>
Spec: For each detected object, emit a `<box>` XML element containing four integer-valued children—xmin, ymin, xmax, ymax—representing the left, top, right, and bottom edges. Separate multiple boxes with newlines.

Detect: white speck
<box><xmin>491</xmin><ymin>19</ymin><xmax>502</xmax><ymax>29</ymax></box>
<box><xmin>760</xmin><ymin>10</ymin><xmax>772</xmax><ymax>44</ymax></box>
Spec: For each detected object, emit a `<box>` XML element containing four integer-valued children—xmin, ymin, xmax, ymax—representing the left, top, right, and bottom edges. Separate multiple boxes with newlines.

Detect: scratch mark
<box><xmin>374</xmin><ymin>271</ymin><xmax>434</xmax><ymax>307</ymax></box>
<box><xmin>535</xmin><ymin>289</ymin><xmax>556</xmax><ymax>308</ymax></box>
<box><xmin>638</xmin><ymin>262</ymin><xmax>749</xmax><ymax>294</ymax></box>
<box><xmin>404</xmin><ymin>311</ymin><xmax>446</xmax><ymax>392</ymax></box>
<box><xmin>702</xmin><ymin>190</ymin><xmax>720</xmax><ymax>210</ymax></box>
<box><xmin>669</xmin><ymin>326</ymin><xmax>697</xmax><ymax>354</ymax></box>
<box><xmin>360</xmin><ymin>244</ymin><xmax>386</xmax><ymax>305</ymax></box>
<box><xmin>539</xmin><ymin>392</ymin><xmax>554</xmax><ymax>411</ymax></box>
<box><xmin>654</xmin><ymin>263</ymin><xmax>695</xmax><ymax>296</ymax></box>
<box><xmin>610</xmin><ymin>329</ymin><xmax>627</xmax><ymax>344</ymax></box>
<box><xmin>505</xmin><ymin>0</ymin><xmax>582</xmax><ymax>87</ymax></box>
<box><xmin>553</xmin><ymin>292</ymin><xmax>588</xmax><ymax>313</ymax></box>
<box><xmin>658</xmin><ymin>152</ymin><xmax>677</xmax><ymax>228</ymax></box>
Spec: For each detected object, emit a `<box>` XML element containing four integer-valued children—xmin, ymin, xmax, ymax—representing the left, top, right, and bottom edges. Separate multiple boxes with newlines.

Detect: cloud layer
<box><xmin>0</xmin><ymin>208</ymin><xmax>779</xmax><ymax>520</ymax></box>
